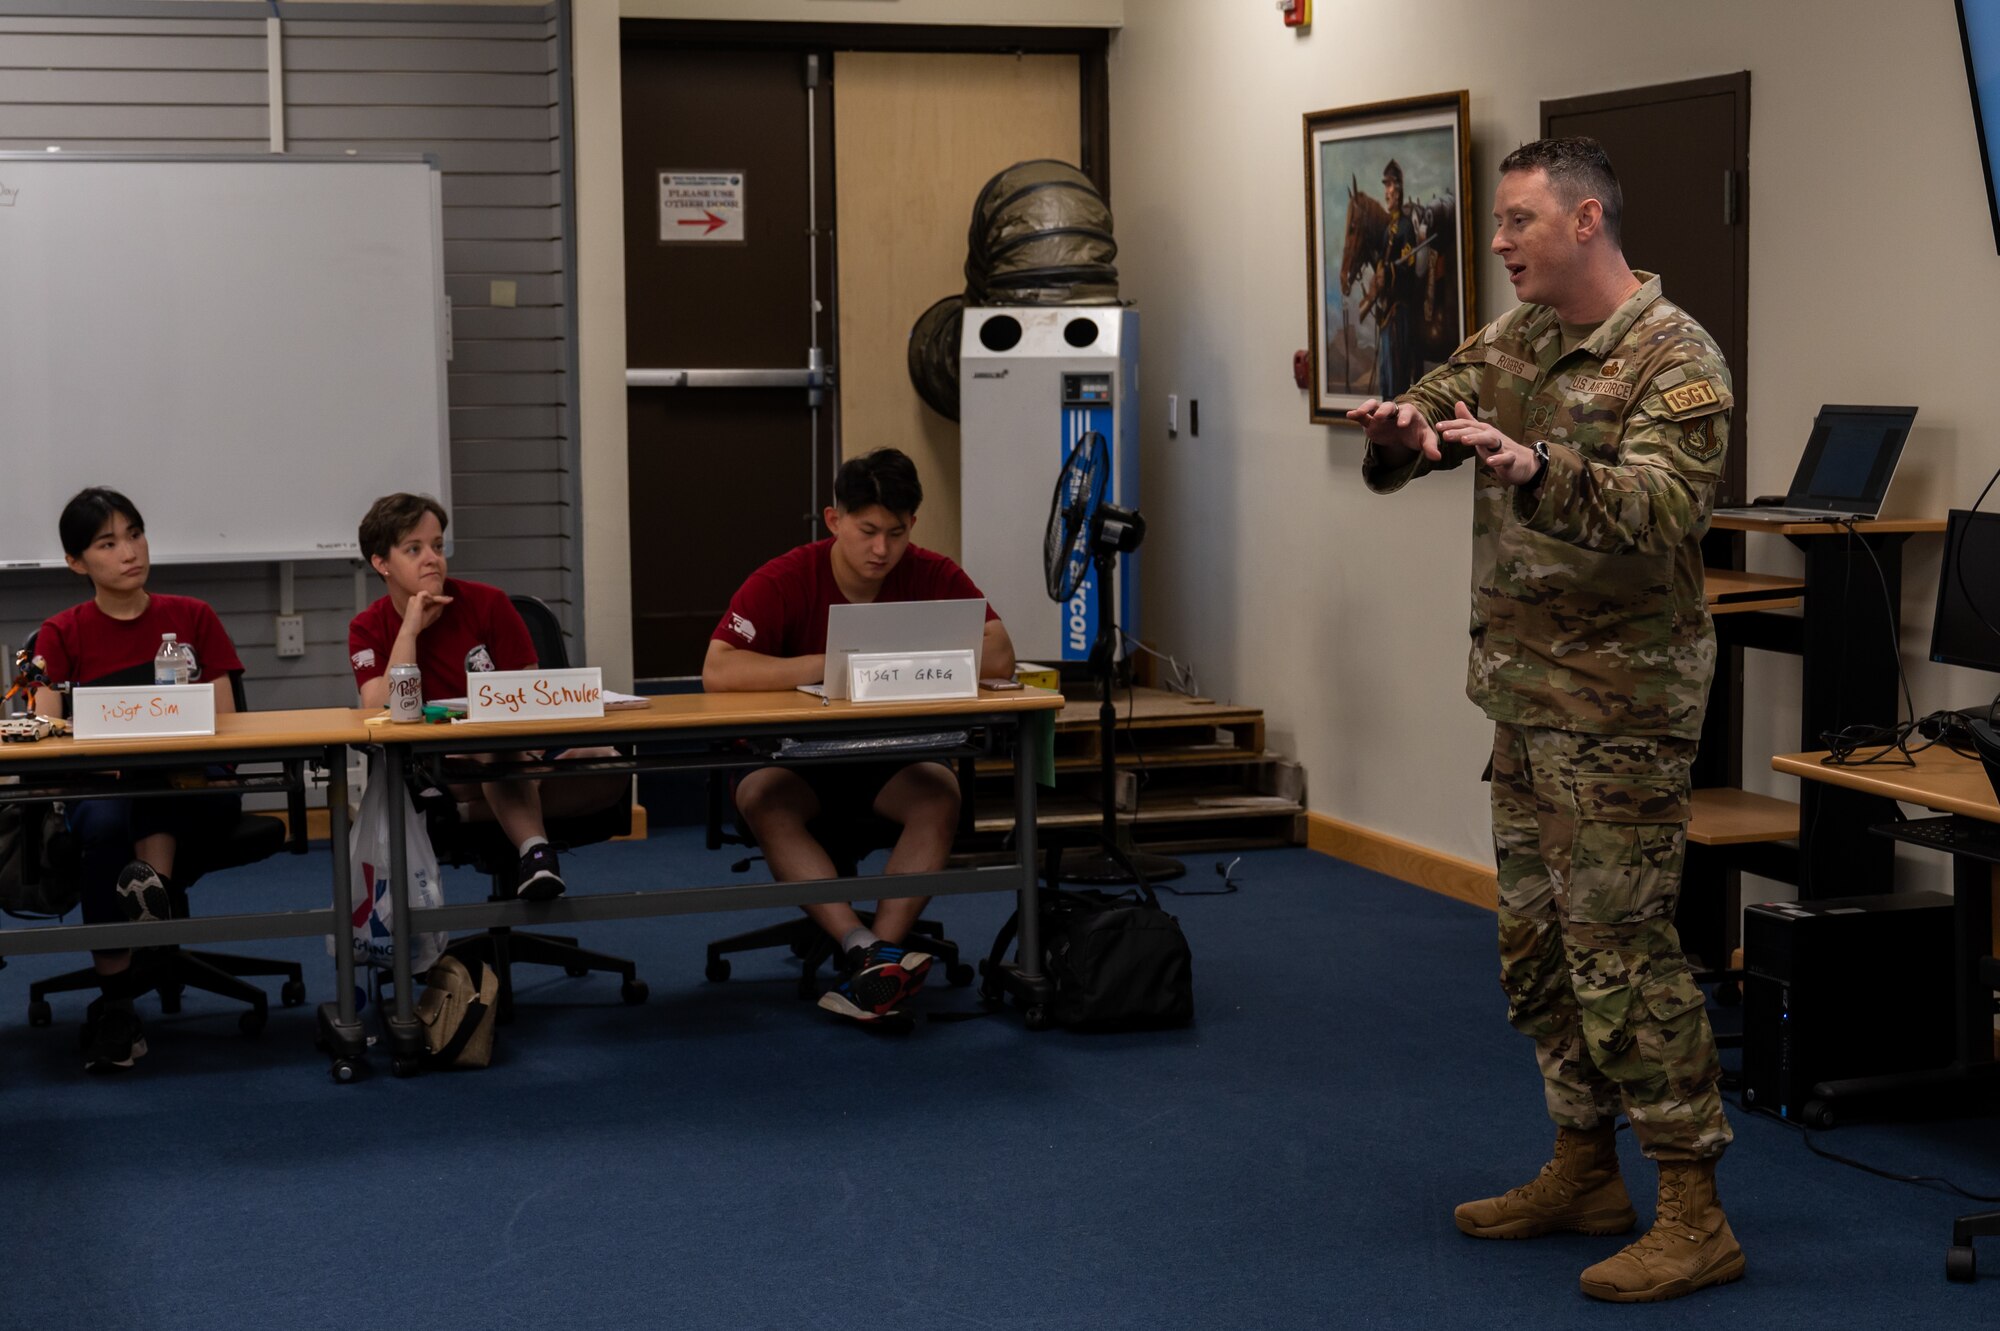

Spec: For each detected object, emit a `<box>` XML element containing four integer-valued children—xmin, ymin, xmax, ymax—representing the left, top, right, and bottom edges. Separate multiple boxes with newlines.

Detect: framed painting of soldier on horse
<box><xmin>1302</xmin><ymin>90</ymin><xmax>1474</xmax><ymax>425</ymax></box>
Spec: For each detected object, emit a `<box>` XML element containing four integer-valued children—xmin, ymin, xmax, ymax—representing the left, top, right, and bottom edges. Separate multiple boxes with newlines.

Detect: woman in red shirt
<box><xmin>32</xmin><ymin>488</ymin><xmax>245</xmax><ymax>1074</ymax></box>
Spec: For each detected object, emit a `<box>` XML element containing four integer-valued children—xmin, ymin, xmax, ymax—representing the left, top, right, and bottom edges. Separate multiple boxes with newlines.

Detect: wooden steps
<box><xmin>971</xmin><ymin>686</ymin><xmax>1304</xmax><ymax>851</ymax></box>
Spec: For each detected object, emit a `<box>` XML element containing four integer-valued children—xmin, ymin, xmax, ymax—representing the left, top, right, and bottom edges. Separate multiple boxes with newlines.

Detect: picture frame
<box><xmin>1302</xmin><ymin>90</ymin><xmax>1475</xmax><ymax>426</ymax></box>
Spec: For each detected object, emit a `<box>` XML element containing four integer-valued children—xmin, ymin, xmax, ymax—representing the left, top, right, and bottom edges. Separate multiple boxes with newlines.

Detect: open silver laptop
<box><xmin>798</xmin><ymin>598</ymin><xmax>987</xmax><ymax>700</ymax></box>
<box><xmin>1711</xmin><ymin>404</ymin><xmax>1918</xmax><ymax>523</ymax></box>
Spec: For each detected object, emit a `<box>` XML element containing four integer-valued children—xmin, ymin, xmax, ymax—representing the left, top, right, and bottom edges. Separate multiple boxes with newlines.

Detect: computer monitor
<box><xmin>1930</xmin><ymin>508</ymin><xmax>2000</xmax><ymax>673</ymax></box>
<box><xmin>1960</xmin><ymin>0</ymin><xmax>2000</xmax><ymax>252</ymax></box>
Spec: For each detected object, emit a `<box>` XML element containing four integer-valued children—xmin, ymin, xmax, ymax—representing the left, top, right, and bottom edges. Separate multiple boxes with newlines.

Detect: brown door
<box><xmin>1543</xmin><ymin>77</ymin><xmax>1753</xmax><ymax>962</ymax></box>
<box><xmin>1543</xmin><ymin>73</ymin><xmax>1750</xmax><ymax>506</ymax></box>
<box><xmin>622</xmin><ymin>39</ymin><xmax>836</xmax><ymax>679</ymax></box>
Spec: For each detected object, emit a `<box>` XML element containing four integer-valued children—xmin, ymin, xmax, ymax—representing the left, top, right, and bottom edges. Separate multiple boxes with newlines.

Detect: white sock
<box><xmin>517</xmin><ymin>835</ymin><xmax>549</xmax><ymax>857</ymax></box>
<box><xmin>842</xmin><ymin>926</ymin><xmax>879</xmax><ymax>954</ymax></box>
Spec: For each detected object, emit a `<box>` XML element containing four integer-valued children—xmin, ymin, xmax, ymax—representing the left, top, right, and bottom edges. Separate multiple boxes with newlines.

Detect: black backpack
<box><xmin>0</xmin><ymin>802</ymin><xmax>81</xmax><ymax>920</ymax></box>
<box><xmin>986</xmin><ymin>882</ymin><xmax>1194</xmax><ymax>1031</ymax></box>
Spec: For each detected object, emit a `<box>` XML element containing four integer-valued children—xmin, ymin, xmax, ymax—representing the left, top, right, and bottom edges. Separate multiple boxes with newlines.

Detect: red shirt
<box><xmin>711</xmin><ymin>538</ymin><xmax>996</xmax><ymax>658</ymax></box>
<box><xmin>348</xmin><ymin>578</ymin><xmax>536</xmax><ymax>701</ymax></box>
<box><xmin>36</xmin><ymin>594</ymin><xmax>242</xmax><ymax>689</ymax></box>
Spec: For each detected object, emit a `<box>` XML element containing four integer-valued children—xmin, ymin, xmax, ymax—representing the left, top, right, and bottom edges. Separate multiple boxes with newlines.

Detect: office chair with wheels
<box><xmin>701</xmin><ymin>762</ymin><xmax>978</xmax><ymax>1000</ymax></box>
<box><xmin>22</xmin><ymin>635</ymin><xmax>308</xmax><ymax>1036</ymax></box>
<box><xmin>427</xmin><ymin>595</ymin><xmax>646</xmax><ymax>1023</ymax></box>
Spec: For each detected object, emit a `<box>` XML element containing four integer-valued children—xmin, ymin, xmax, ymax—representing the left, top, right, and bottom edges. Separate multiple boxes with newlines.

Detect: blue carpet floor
<box><xmin>0</xmin><ymin>831</ymin><xmax>1994</xmax><ymax>1328</ymax></box>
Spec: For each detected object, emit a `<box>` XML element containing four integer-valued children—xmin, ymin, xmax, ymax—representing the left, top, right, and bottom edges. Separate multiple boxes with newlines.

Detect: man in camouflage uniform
<box><xmin>1349</xmin><ymin>137</ymin><xmax>1743</xmax><ymax>1303</ymax></box>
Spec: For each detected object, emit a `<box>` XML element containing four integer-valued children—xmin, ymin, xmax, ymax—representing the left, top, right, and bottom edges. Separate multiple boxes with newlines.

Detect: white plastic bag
<box><xmin>338</xmin><ymin>752</ymin><xmax>445</xmax><ymax>975</ymax></box>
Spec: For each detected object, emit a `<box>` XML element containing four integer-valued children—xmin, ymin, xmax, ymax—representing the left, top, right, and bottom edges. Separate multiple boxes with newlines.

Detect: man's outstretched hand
<box><xmin>1346</xmin><ymin>397</ymin><xmax>1441</xmax><ymax>462</ymax></box>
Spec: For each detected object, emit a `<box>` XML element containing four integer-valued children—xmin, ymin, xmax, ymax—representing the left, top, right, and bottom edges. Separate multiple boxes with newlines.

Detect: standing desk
<box><xmin>0</xmin><ymin>709</ymin><xmax>374</xmax><ymax>1061</ymax></box>
<box><xmin>1770</xmin><ymin>747</ymin><xmax>2000</xmax><ymax>1117</ymax></box>
<box><xmin>1708</xmin><ymin>515</ymin><xmax>1945</xmax><ymax>895</ymax></box>
<box><xmin>367</xmin><ymin>688</ymin><xmax>1064</xmax><ymax>1076</ymax></box>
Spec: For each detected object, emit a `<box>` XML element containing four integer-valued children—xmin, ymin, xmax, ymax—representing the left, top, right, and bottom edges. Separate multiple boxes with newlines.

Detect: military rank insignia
<box><xmin>1679</xmin><ymin>415</ymin><xmax>1722</xmax><ymax>462</ymax></box>
<box><xmin>1662</xmin><ymin>377</ymin><xmax>1720</xmax><ymax>414</ymax></box>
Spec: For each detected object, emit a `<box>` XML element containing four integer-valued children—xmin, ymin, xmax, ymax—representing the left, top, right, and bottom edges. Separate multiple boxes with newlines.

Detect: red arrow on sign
<box><xmin>677</xmin><ymin>209</ymin><xmax>728</xmax><ymax>235</ymax></box>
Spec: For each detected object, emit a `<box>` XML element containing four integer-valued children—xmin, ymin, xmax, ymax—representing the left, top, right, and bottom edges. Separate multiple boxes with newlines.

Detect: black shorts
<box><xmin>739</xmin><ymin>758</ymin><xmax>953</xmax><ymax>828</ymax></box>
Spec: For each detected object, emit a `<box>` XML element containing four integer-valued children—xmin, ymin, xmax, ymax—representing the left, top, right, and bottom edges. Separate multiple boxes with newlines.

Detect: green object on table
<box><xmin>422</xmin><ymin>704</ymin><xmax>453</xmax><ymax>724</ymax></box>
<box><xmin>1029</xmin><ymin>709</ymin><xmax>1056</xmax><ymax>788</ymax></box>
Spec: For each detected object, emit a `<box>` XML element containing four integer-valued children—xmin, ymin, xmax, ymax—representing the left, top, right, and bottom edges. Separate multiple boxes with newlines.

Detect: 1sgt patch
<box><xmin>1661</xmin><ymin>377</ymin><xmax>1720</xmax><ymax>414</ymax></box>
<box><xmin>1679</xmin><ymin>415</ymin><xmax>1723</xmax><ymax>463</ymax></box>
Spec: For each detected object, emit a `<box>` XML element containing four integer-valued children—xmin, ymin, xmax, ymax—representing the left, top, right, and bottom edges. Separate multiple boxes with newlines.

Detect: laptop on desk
<box><xmin>798</xmin><ymin>598</ymin><xmax>987</xmax><ymax>701</ymax></box>
<box><xmin>1711</xmin><ymin>404</ymin><xmax>1918</xmax><ymax>523</ymax></box>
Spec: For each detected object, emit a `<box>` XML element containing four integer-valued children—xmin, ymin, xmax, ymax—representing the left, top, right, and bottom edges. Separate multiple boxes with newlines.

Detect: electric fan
<box><xmin>1041</xmin><ymin>432</ymin><xmax>1185</xmax><ymax>885</ymax></box>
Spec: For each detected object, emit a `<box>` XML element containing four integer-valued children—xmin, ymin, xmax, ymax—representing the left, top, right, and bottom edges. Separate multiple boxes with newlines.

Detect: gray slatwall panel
<box><xmin>0</xmin><ymin>36</ymin><xmax>266</xmax><ymax>69</ymax></box>
<box><xmin>453</xmin><ymin>439</ymin><xmax>563</xmax><ymax>473</ymax></box>
<box><xmin>444</xmin><ymin>273</ymin><xmax>564</xmax><ymax>305</ymax></box>
<box><xmin>443</xmin><ymin>239</ymin><xmax>563</xmax><ymax>272</ymax></box>
<box><xmin>284</xmin><ymin>139</ymin><xmax>552</xmax><ymax>173</ymax></box>
<box><xmin>0</xmin><ymin>4</ymin><xmax>579</xmax><ymax>703</ymax></box>
<box><xmin>0</xmin><ymin>105</ymin><xmax>266</xmax><ymax>137</ymax></box>
<box><xmin>288</xmin><ymin>70</ymin><xmax>554</xmax><ymax>106</ymax></box>
<box><xmin>450</xmin><ymin>340</ymin><xmax>564</xmax><ymax>373</ymax></box>
<box><xmin>451</xmin><ymin>305</ymin><xmax>566</xmax><ymax>337</ymax></box>
<box><xmin>283</xmin><ymin>38</ymin><xmax>553</xmax><ymax>75</ymax></box>
<box><xmin>452</xmin><ymin>504</ymin><xmax>565</xmax><ymax>539</ymax></box>
<box><xmin>450</xmin><ymin>536</ymin><xmax>567</xmax><ymax>571</ymax></box>
<box><xmin>449</xmin><ymin>374</ymin><xmax>566</xmax><ymax>408</ymax></box>
<box><xmin>275</xmin><ymin>22</ymin><xmax>549</xmax><ymax>42</ymax></box>
<box><xmin>0</xmin><ymin>18</ymin><xmax>264</xmax><ymax>36</ymax></box>
<box><xmin>448</xmin><ymin>407</ymin><xmax>561</xmax><ymax>440</ymax></box>
<box><xmin>252</xmin><ymin>676</ymin><xmax>357</xmax><ymax>713</ymax></box>
<box><xmin>230</xmin><ymin>609</ymin><xmax>352</xmax><ymax>650</ymax></box>
<box><xmin>452</xmin><ymin>473</ymin><xmax>558</xmax><ymax>505</ymax></box>
<box><xmin>0</xmin><ymin>139</ymin><xmax>264</xmax><ymax>153</ymax></box>
<box><xmin>442</xmin><ymin>206</ymin><xmax>560</xmax><ymax>241</ymax></box>
<box><xmin>0</xmin><ymin>69</ymin><xmax>266</xmax><ymax>103</ymax></box>
<box><xmin>440</xmin><ymin>173</ymin><xmax>559</xmax><ymax>207</ymax></box>
<box><xmin>286</xmin><ymin>105</ymin><xmax>553</xmax><ymax>140</ymax></box>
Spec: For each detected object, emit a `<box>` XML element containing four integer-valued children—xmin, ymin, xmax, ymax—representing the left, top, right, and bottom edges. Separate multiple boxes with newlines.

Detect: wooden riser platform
<box><xmin>975</xmin><ymin>686</ymin><xmax>1304</xmax><ymax>851</ymax></box>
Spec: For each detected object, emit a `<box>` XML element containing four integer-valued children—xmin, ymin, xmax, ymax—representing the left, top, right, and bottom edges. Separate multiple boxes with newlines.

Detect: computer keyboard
<box><xmin>777</xmin><ymin>730</ymin><xmax>970</xmax><ymax>760</ymax></box>
<box><xmin>1873</xmin><ymin>816</ymin><xmax>2000</xmax><ymax>864</ymax></box>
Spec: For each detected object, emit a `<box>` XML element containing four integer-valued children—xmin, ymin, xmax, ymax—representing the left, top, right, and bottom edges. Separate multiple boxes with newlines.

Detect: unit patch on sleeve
<box><xmin>1660</xmin><ymin>377</ymin><xmax>1720</xmax><ymax>415</ymax></box>
<box><xmin>1679</xmin><ymin>415</ymin><xmax>1723</xmax><ymax>463</ymax></box>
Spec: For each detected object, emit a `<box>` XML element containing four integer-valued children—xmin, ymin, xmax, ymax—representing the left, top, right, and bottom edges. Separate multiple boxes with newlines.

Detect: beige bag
<box><xmin>415</xmin><ymin>955</ymin><xmax>499</xmax><ymax>1069</ymax></box>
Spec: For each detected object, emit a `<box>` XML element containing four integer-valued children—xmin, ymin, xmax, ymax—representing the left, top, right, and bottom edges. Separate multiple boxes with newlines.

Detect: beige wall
<box><xmin>1108</xmin><ymin>0</ymin><xmax>2000</xmax><ymax>889</ymax></box>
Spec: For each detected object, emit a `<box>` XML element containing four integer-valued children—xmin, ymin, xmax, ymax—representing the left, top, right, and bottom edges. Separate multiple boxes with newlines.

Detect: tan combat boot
<box><xmin>1453</xmin><ymin>1126</ymin><xmax>1637</xmax><ymax>1239</ymax></box>
<box><xmin>1578</xmin><ymin>1158</ymin><xmax>1746</xmax><ymax>1302</ymax></box>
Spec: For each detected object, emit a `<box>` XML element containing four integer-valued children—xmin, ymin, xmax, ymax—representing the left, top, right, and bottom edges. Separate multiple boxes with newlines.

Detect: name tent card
<box><xmin>72</xmin><ymin>685</ymin><xmax>217</xmax><ymax>739</ymax></box>
<box><xmin>467</xmin><ymin>668</ymin><xmax>605</xmax><ymax>722</ymax></box>
<box><xmin>848</xmin><ymin>650</ymin><xmax>978</xmax><ymax>704</ymax></box>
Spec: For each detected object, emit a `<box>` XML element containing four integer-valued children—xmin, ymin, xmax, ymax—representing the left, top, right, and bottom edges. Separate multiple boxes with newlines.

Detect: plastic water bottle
<box><xmin>153</xmin><ymin>633</ymin><xmax>191</xmax><ymax>686</ymax></box>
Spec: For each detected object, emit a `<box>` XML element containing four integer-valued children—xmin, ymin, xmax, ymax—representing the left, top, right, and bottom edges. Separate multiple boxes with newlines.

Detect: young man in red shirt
<box><xmin>704</xmin><ymin>448</ymin><xmax>1016</xmax><ymax>1023</ymax></box>
<box><xmin>32</xmin><ymin>488</ymin><xmax>248</xmax><ymax>1074</ymax></box>
<box><xmin>349</xmin><ymin>493</ymin><xmax>621</xmax><ymax>899</ymax></box>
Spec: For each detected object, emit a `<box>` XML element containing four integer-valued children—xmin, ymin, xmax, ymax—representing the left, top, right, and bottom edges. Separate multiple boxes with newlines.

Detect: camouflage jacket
<box><xmin>1363</xmin><ymin>273</ymin><xmax>1731</xmax><ymax>739</ymax></box>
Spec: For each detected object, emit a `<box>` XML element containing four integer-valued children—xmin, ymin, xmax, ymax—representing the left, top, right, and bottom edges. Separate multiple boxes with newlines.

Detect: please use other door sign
<box><xmin>660</xmin><ymin>171</ymin><xmax>745</xmax><ymax>243</ymax></box>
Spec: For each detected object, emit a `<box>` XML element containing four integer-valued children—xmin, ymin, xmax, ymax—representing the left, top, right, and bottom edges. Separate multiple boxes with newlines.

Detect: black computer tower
<box><xmin>1740</xmin><ymin>891</ymin><xmax>1955</xmax><ymax>1119</ymax></box>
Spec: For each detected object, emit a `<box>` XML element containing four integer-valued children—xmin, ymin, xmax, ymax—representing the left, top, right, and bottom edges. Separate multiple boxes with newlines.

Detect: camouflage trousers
<box><xmin>1490</xmin><ymin>722</ymin><xmax>1732</xmax><ymax>1162</ymax></box>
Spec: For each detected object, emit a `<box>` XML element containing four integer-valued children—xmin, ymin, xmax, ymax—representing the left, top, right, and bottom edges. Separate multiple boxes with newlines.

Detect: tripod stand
<box><xmin>1058</xmin><ymin>546</ymin><xmax>1186</xmax><ymax>886</ymax></box>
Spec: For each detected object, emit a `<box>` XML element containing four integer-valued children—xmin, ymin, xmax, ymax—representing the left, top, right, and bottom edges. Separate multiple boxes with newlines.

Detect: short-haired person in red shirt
<box><xmin>32</xmin><ymin>488</ymin><xmax>249</xmax><ymax>1074</ymax></box>
<box><xmin>704</xmin><ymin>449</ymin><xmax>1016</xmax><ymax>1023</ymax></box>
<box><xmin>349</xmin><ymin>494</ymin><xmax>621</xmax><ymax>899</ymax></box>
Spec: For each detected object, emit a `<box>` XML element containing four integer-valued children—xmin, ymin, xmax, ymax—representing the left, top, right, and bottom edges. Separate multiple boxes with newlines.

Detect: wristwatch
<box><xmin>1528</xmin><ymin>439</ymin><xmax>1550</xmax><ymax>490</ymax></box>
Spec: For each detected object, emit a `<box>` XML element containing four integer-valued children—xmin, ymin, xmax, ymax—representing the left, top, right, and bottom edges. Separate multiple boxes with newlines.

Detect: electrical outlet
<box><xmin>1167</xmin><ymin>393</ymin><xmax>1179</xmax><ymax>435</ymax></box>
<box><xmin>275</xmin><ymin>614</ymin><xmax>306</xmax><ymax>658</ymax></box>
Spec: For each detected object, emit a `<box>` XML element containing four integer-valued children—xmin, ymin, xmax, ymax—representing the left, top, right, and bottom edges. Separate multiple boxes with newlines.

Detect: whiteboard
<box><xmin>0</xmin><ymin>154</ymin><xmax>451</xmax><ymax>568</ymax></box>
